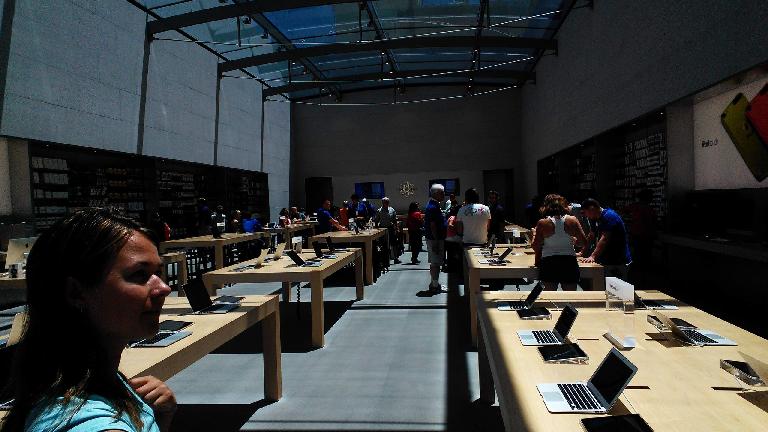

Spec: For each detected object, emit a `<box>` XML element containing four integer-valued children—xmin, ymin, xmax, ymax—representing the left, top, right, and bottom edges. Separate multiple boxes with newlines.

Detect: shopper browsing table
<box><xmin>579</xmin><ymin>198</ymin><xmax>632</xmax><ymax>278</ymax></box>
<box><xmin>316</xmin><ymin>199</ymin><xmax>348</xmax><ymax>235</ymax></box>
<box><xmin>532</xmin><ymin>194</ymin><xmax>589</xmax><ymax>291</ymax></box>
<box><xmin>3</xmin><ymin>208</ymin><xmax>176</xmax><ymax>432</ymax></box>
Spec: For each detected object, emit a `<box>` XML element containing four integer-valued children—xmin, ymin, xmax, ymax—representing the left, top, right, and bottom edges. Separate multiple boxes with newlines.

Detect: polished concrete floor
<box><xmin>166</xmin><ymin>251</ymin><xmax>526</xmax><ymax>432</ymax></box>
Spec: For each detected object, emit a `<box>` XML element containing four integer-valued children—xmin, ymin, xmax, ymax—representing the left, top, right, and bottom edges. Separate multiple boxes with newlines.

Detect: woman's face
<box><xmin>84</xmin><ymin>232</ymin><xmax>171</xmax><ymax>342</ymax></box>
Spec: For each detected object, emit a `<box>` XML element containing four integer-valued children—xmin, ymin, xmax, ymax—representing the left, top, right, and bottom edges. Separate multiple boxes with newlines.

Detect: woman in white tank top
<box><xmin>531</xmin><ymin>194</ymin><xmax>588</xmax><ymax>291</ymax></box>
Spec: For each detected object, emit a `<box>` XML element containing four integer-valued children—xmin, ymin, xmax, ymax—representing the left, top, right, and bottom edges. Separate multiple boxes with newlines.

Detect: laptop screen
<box><xmin>497</xmin><ymin>247</ymin><xmax>513</xmax><ymax>261</ymax></box>
<box><xmin>285</xmin><ymin>250</ymin><xmax>305</xmax><ymax>266</ymax></box>
<box><xmin>313</xmin><ymin>242</ymin><xmax>324</xmax><ymax>258</ymax></box>
<box><xmin>589</xmin><ymin>348</ymin><xmax>637</xmax><ymax>408</ymax></box>
<box><xmin>183</xmin><ymin>279</ymin><xmax>213</xmax><ymax>312</ymax></box>
<box><xmin>524</xmin><ymin>283</ymin><xmax>544</xmax><ymax>307</ymax></box>
<box><xmin>554</xmin><ymin>304</ymin><xmax>578</xmax><ymax>338</ymax></box>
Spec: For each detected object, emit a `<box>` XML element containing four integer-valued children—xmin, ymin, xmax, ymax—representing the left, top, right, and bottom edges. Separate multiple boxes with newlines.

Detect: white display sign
<box><xmin>605</xmin><ymin>277</ymin><xmax>634</xmax><ymax>302</ymax></box>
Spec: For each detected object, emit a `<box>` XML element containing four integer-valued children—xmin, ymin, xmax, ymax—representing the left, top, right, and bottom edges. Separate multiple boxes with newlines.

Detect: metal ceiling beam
<box><xmin>467</xmin><ymin>0</ymin><xmax>490</xmax><ymax>91</ymax></box>
<box><xmin>263</xmin><ymin>69</ymin><xmax>534</xmax><ymax>97</ymax></box>
<box><xmin>289</xmin><ymin>81</ymin><xmax>516</xmax><ymax>102</ymax></box>
<box><xmin>359</xmin><ymin>2</ymin><xmax>398</xmax><ymax>74</ymax></box>
<box><xmin>220</xmin><ymin>36</ymin><xmax>556</xmax><ymax>72</ymax></box>
<box><xmin>236</xmin><ymin>2</ymin><xmax>342</xmax><ymax>100</ymax></box>
<box><xmin>148</xmin><ymin>0</ymin><xmax>362</xmax><ymax>35</ymax></box>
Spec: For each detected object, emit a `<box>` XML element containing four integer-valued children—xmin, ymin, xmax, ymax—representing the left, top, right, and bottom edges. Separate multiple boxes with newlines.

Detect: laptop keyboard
<box><xmin>533</xmin><ymin>330</ymin><xmax>558</xmax><ymax>344</ymax></box>
<box><xmin>204</xmin><ymin>303</ymin><xmax>233</xmax><ymax>313</ymax></box>
<box><xmin>682</xmin><ymin>328</ymin><xmax>718</xmax><ymax>344</ymax></box>
<box><xmin>137</xmin><ymin>332</ymin><xmax>172</xmax><ymax>345</ymax></box>
<box><xmin>510</xmin><ymin>301</ymin><xmax>525</xmax><ymax>310</ymax></box>
<box><xmin>558</xmin><ymin>383</ymin><xmax>601</xmax><ymax>411</ymax></box>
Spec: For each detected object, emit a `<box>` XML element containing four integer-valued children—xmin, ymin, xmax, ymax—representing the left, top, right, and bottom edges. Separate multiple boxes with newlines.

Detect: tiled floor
<box><xmin>167</xmin><ymin>251</ymin><xmax>523</xmax><ymax>431</ymax></box>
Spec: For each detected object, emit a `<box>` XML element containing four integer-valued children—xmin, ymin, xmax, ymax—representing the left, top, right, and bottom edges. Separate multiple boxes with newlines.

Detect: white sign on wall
<box><xmin>693</xmin><ymin>76</ymin><xmax>768</xmax><ymax>190</ymax></box>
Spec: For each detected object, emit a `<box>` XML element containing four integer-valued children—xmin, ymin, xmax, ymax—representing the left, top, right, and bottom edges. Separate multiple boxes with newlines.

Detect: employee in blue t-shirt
<box><xmin>579</xmin><ymin>198</ymin><xmax>632</xmax><ymax>278</ymax></box>
<box><xmin>424</xmin><ymin>184</ymin><xmax>448</xmax><ymax>293</ymax></box>
<box><xmin>316</xmin><ymin>199</ymin><xmax>348</xmax><ymax>234</ymax></box>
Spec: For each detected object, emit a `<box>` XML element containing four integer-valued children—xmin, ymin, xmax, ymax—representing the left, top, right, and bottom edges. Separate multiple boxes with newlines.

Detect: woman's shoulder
<box><xmin>26</xmin><ymin>395</ymin><xmax>139</xmax><ymax>432</ymax></box>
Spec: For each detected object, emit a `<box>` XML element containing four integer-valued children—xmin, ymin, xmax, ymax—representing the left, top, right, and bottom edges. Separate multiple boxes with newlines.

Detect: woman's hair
<box><xmin>2</xmin><ymin>208</ymin><xmax>153</xmax><ymax>431</ymax></box>
<box><xmin>464</xmin><ymin>188</ymin><xmax>480</xmax><ymax>204</ymax></box>
<box><xmin>539</xmin><ymin>194</ymin><xmax>570</xmax><ymax>217</ymax></box>
<box><xmin>279</xmin><ymin>208</ymin><xmax>289</xmax><ymax>216</ymax></box>
<box><xmin>408</xmin><ymin>202</ymin><xmax>419</xmax><ymax>213</ymax></box>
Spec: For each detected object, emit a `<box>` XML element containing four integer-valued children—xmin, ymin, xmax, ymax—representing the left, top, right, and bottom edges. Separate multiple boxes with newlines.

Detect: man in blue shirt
<box><xmin>579</xmin><ymin>198</ymin><xmax>632</xmax><ymax>279</ymax></box>
<box><xmin>347</xmin><ymin>194</ymin><xmax>368</xmax><ymax>224</ymax></box>
<box><xmin>424</xmin><ymin>184</ymin><xmax>447</xmax><ymax>293</ymax></box>
<box><xmin>316</xmin><ymin>199</ymin><xmax>347</xmax><ymax>234</ymax></box>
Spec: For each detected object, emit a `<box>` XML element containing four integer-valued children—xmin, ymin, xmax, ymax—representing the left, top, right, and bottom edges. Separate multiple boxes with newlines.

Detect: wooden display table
<box><xmin>159</xmin><ymin>232</ymin><xmax>267</xmax><ymax>290</ymax></box>
<box><xmin>267</xmin><ymin>222</ymin><xmax>317</xmax><ymax>244</ymax></box>
<box><xmin>120</xmin><ymin>295</ymin><xmax>282</xmax><ymax>401</ymax></box>
<box><xmin>504</xmin><ymin>224</ymin><xmax>532</xmax><ymax>243</ymax></box>
<box><xmin>476</xmin><ymin>290</ymin><xmax>768</xmax><ymax>432</ymax></box>
<box><xmin>202</xmin><ymin>249</ymin><xmax>364</xmax><ymax>348</ymax></box>
<box><xmin>309</xmin><ymin>228</ymin><xmax>388</xmax><ymax>285</ymax></box>
<box><xmin>465</xmin><ymin>246</ymin><xmax>604</xmax><ymax>346</ymax></box>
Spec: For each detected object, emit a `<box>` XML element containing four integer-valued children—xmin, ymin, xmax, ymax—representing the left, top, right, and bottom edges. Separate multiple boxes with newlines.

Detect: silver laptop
<box><xmin>5</xmin><ymin>237</ymin><xmax>37</xmax><ymax>268</ymax></box>
<box><xmin>232</xmin><ymin>250</ymin><xmax>268</xmax><ymax>272</ymax></box>
<box><xmin>498</xmin><ymin>283</ymin><xmax>544</xmax><ymax>311</ymax></box>
<box><xmin>517</xmin><ymin>304</ymin><xmax>577</xmax><ymax>346</ymax></box>
<box><xmin>285</xmin><ymin>250</ymin><xmax>323</xmax><ymax>267</ymax></box>
<box><xmin>653</xmin><ymin>311</ymin><xmax>736</xmax><ymax>346</ymax></box>
<box><xmin>537</xmin><ymin>347</ymin><xmax>638</xmax><ymax>413</ymax></box>
<box><xmin>130</xmin><ymin>331</ymin><xmax>191</xmax><ymax>348</ymax></box>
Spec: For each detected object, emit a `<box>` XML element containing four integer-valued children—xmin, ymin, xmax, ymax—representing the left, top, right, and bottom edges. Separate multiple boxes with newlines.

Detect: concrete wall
<box><xmin>0</xmin><ymin>138</ymin><xmax>10</xmax><ymax>215</ymax></box>
<box><xmin>521</xmin><ymin>0</ymin><xmax>768</xmax><ymax>207</ymax></box>
<box><xmin>264</xmin><ymin>100</ymin><xmax>291</xmax><ymax>221</ymax></box>
<box><xmin>0</xmin><ymin>0</ymin><xmax>291</xmax><ymax>216</ymax></box>
<box><xmin>291</xmin><ymin>86</ymin><xmax>522</xmax><ymax>213</ymax></box>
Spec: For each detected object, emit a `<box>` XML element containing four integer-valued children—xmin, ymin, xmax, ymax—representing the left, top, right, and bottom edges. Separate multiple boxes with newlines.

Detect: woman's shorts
<box><xmin>539</xmin><ymin>255</ymin><xmax>580</xmax><ymax>284</ymax></box>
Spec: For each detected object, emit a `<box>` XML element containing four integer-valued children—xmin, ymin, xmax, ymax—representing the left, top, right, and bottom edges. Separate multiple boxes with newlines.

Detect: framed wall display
<box><xmin>428</xmin><ymin>178</ymin><xmax>460</xmax><ymax>195</ymax></box>
<box><xmin>354</xmin><ymin>182</ymin><xmax>386</xmax><ymax>199</ymax></box>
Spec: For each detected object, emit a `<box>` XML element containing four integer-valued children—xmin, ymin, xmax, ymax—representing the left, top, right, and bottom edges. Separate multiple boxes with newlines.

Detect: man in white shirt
<box><xmin>456</xmin><ymin>188</ymin><xmax>491</xmax><ymax>246</ymax></box>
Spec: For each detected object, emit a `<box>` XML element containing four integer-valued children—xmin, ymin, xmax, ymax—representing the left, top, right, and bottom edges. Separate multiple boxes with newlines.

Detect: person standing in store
<box><xmin>196</xmin><ymin>197</ymin><xmax>212</xmax><ymax>235</ymax></box>
<box><xmin>487</xmin><ymin>190</ymin><xmax>507</xmax><ymax>242</ymax></box>
<box><xmin>424</xmin><ymin>184</ymin><xmax>448</xmax><ymax>293</ymax></box>
<box><xmin>579</xmin><ymin>198</ymin><xmax>632</xmax><ymax>278</ymax></box>
<box><xmin>532</xmin><ymin>194</ymin><xmax>589</xmax><ymax>291</ymax></box>
<box><xmin>456</xmin><ymin>188</ymin><xmax>491</xmax><ymax>247</ymax></box>
<box><xmin>316</xmin><ymin>199</ymin><xmax>348</xmax><ymax>235</ymax></box>
<box><xmin>374</xmin><ymin>197</ymin><xmax>401</xmax><ymax>264</ymax></box>
<box><xmin>406</xmin><ymin>202</ymin><xmax>424</xmax><ymax>265</ymax></box>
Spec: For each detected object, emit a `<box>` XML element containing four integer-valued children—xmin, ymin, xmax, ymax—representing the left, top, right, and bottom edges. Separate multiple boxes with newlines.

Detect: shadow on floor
<box><xmin>212</xmin><ymin>300</ymin><xmax>355</xmax><ymax>354</ymax></box>
<box><xmin>170</xmin><ymin>399</ymin><xmax>274</xmax><ymax>432</ymax></box>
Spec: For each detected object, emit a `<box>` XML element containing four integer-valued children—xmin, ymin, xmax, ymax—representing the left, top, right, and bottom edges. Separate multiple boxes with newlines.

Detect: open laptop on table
<box><xmin>517</xmin><ymin>304</ymin><xmax>578</xmax><ymax>345</ymax></box>
<box><xmin>326</xmin><ymin>236</ymin><xmax>348</xmax><ymax>252</ymax></box>
<box><xmin>634</xmin><ymin>293</ymin><xmax>677</xmax><ymax>310</ymax></box>
<box><xmin>479</xmin><ymin>247</ymin><xmax>514</xmax><ymax>265</ymax></box>
<box><xmin>130</xmin><ymin>320</ymin><xmax>192</xmax><ymax>348</ymax></box>
<box><xmin>312</xmin><ymin>242</ymin><xmax>336</xmax><ymax>259</ymax></box>
<box><xmin>537</xmin><ymin>347</ymin><xmax>638</xmax><ymax>413</ymax></box>
<box><xmin>285</xmin><ymin>250</ymin><xmax>323</xmax><ymax>267</ymax></box>
<box><xmin>182</xmin><ymin>279</ymin><xmax>240</xmax><ymax>314</ymax></box>
<box><xmin>232</xmin><ymin>249</ymin><xmax>268</xmax><ymax>272</ymax></box>
<box><xmin>653</xmin><ymin>311</ymin><xmax>736</xmax><ymax>346</ymax></box>
<box><xmin>497</xmin><ymin>283</ymin><xmax>544</xmax><ymax>311</ymax></box>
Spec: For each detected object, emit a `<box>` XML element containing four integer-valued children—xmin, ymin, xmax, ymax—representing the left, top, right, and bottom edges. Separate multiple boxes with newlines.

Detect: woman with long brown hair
<box><xmin>2</xmin><ymin>208</ymin><xmax>176</xmax><ymax>431</ymax></box>
<box><xmin>531</xmin><ymin>194</ymin><xmax>588</xmax><ymax>291</ymax></box>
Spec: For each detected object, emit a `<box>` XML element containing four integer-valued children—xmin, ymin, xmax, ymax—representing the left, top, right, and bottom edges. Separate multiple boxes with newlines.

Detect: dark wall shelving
<box><xmin>537</xmin><ymin>112</ymin><xmax>668</xmax><ymax>225</ymax></box>
<box><xmin>28</xmin><ymin>142</ymin><xmax>269</xmax><ymax>238</ymax></box>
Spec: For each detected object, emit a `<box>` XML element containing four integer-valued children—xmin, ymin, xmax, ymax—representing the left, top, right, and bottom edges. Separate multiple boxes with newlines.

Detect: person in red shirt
<box><xmin>406</xmin><ymin>202</ymin><xmax>424</xmax><ymax>264</ymax></box>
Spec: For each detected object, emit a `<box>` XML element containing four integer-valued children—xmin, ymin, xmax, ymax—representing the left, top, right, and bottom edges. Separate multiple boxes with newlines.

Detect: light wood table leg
<box><xmin>262</xmin><ymin>306</ymin><xmax>282</xmax><ymax>401</ymax></box>
<box><xmin>210</xmin><ymin>245</ymin><xmax>224</xmax><ymax>294</ymax></box>
<box><xmin>478</xmin><ymin>326</ymin><xmax>496</xmax><ymax>404</ymax></box>
<box><xmin>282</xmin><ymin>282</ymin><xmax>291</xmax><ymax>302</ymax></box>
<box><xmin>355</xmin><ymin>253</ymin><xmax>364</xmax><ymax>300</ymax></box>
<box><xmin>364</xmin><ymin>240</ymin><xmax>374</xmax><ymax>285</ymax></box>
<box><xmin>178</xmin><ymin>257</ymin><xmax>188</xmax><ymax>297</ymax></box>
<box><xmin>310</xmin><ymin>275</ymin><xmax>325</xmax><ymax>348</ymax></box>
<box><xmin>469</xmin><ymin>268</ymin><xmax>480</xmax><ymax>347</ymax></box>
